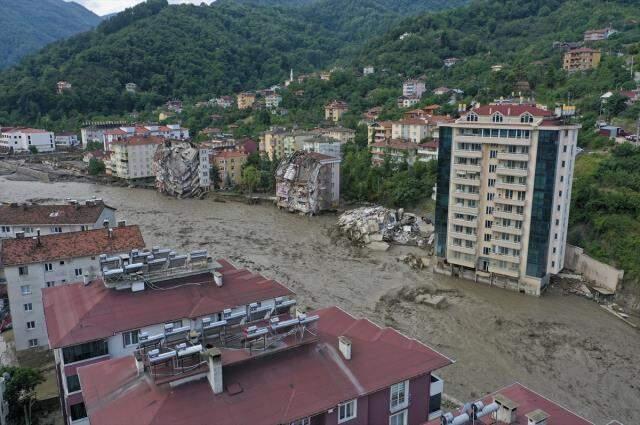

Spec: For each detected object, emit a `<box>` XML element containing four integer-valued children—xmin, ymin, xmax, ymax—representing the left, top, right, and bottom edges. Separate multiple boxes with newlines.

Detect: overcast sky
<box><xmin>71</xmin><ymin>0</ymin><xmax>213</xmax><ymax>16</ymax></box>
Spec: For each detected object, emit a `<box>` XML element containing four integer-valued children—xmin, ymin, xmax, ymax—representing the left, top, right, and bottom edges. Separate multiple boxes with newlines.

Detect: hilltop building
<box><xmin>276</xmin><ymin>151</ymin><xmax>341</xmax><ymax>214</ymax></box>
<box><xmin>265</xmin><ymin>93</ymin><xmax>282</xmax><ymax>109</ymax></box>
<box><xmin>435</xmin><ymin>104</ymin><xmax>581</xmax><ymax>295</ymax></box>
<box><xmin>397</xmin><ymin>96</ymin><xmax>420</xmax><ymax>109</ymax></box>
<box><xmin>0</xmin><ymin>200</ymin><xmax>116</xmax><ymax>239</ymax></box>
<box><xmin>403</xmin><ymin>79</ymin><xmax>426</xmax><ymax>98</ymax></box>
<box><xmin>57</xmin><ymin>81</ymin><xmax>72</xmax><ymax>94</ymax></box>
<box><xmin>324</xmin><ymin>100</ymin><xmax>349</xmax><ymax>122</ymax></box>
<box><xmin>312</xmin><ymin>126</ymin><xmax>355</xmax><ymax>144</ymax></box>
<box><xmin>0</xmin><ymin>127</ymin><xmax>55</xmax><ymax>153</ymax></box>
<box><xmin>370</xmin><ymin>139</ymin><xmax>417</xmax><ymax>166</ymax></box>
<box><xmin>237</xmin><ymin>92</ymin><xmax>256</xmax><ymax>110</ymax></box>
<box><xmin>583</xmin><ymin>27</ymin><xmax>616</xmax><ymax>42</ymax></box>
<box><xmin>125</xmin><ymin>83</ymin><xmax>138</xmax><ymax>93</ymax></box>
<box><xmin>79</xmin><ymin>122</ymin><xmax>128</xmax><ymax>147</ymax></box>
<box><xmin>367</xmin><ymin>121</ymin><xmax>393</xmax><ymax>145</ymax></box>
<box><xmin>363</xmin><ymin>65</ymin><xmax>375</xmax><ymax>75</ymax></box>
<box><xmin>563</xmin><ymin>48</ymin><xmax>601</xmax><ymax>72</ymax></box>
<box><xmin>0</xmin><ymin>225</ymin><xmax>144</xmax><ymax>350</ymax></box>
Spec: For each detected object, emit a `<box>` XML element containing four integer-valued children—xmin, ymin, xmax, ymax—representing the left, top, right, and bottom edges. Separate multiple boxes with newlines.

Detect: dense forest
<box><xmin>0</xmin><ymin>0</ymin><xmax>101</xmax><ymax>68</ymax></box>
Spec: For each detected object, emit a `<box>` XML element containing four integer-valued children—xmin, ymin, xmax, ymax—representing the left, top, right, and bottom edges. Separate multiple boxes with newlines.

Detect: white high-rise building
<box><xmin>435</xmin><ymin>104</ymin><xmax>580</xmax><ymax>295</ymax></box>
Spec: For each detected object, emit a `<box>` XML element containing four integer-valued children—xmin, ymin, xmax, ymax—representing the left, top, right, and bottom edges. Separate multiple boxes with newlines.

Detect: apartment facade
<box><xmin>75</xmin><ymin>304</ymin><xmax>450</xmax><ymax>425</ymax></box>
<box><xmin>106</xmin><ymin>136</ymin><xmax>163</xmax><ymax>179</ymax></box>
<box><xmin>265</xmin><ymin>93</ymin><xmax>282</xmax><ymax>109</ymax></box>
<box><xmin>563</xmin><ymin>48</ymin><xmax>601</xmax><ymax>72</ymax></box>
<box><xmin>392</xmin><ymin>118</ymin><xmax>433</xmax><ymax>144</ymax></box>
<box><xmin>435</xmin><ymin>104</ymin><xmax>580</xmax><ymax>295</ymax></box>
<box><xmin>313</xmin><ymin>126</ymin><xmax>356</xmax><ymax>144</ymax></box>
<box><xmin>0</xmin><ymin>128</ymin><xmax>55</xmax><ymax>153</ymax></box>
<box><xmin>0</xmin><ymin>200</ymin><xmax>116</xmax><ymax>239</ymax></box>
<box><xmin>403</xmin><ymin>79</ymin><xmax>426</xmax><ymax>98</ymax></box>
<box><xmin>370</xmin><ymin>139</ymin><xmax>417</xmax><ymax>166</ymax></box>
<box><xmin>43</xmin><ymin>256</ymin><xmax>295</xmax><ymax>424</ymax></box>
<box><xmin>0</xmin><ymin>225</ymin><xmax>144</xmax><ymax>350</ymax></box>
<box><xmin>237</xmin><ymin>92</ymin><xmax>256</xmax><ymax>110</ymax></box>
<box><xmin>367</xmin><ymin>121</ymin><xmax>393</xmax><ymax>145</ymax></box>
<box><xmin>212</xmin><ymin>150</ymin><xmax>248</xmax><ymax>188</ymax></box>
<box><xmin>54</xmin><ymin>132</ymin><xmax>79</xmax><ymax>147</ymax></box>
<box><xmin>260</xmin><ymin>127</ymin><xmax>287</xmax><ymax>160</ymax></box>
<box><xmin>325</xmin><ymin>100</ymin><xmax>349</xmax><ymax>122</ymax></box>
<box><xmin>302</xmin><ymin>136</ymin><xmax>344</xmax><ymax>159</ymax></box>
<box><xmin>102</xmin><ymin>124</ymin><xmax>189</xmax><ymax>151</ymax></box>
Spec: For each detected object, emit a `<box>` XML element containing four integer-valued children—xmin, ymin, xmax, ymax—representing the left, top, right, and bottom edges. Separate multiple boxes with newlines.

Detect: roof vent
<box><xmin>15</xmin><ymin>231</ymin><xmax>24</xmax><ymax>239</ymax></box>
<box><xmin>117</xmin><ymin>220</ymin><xmax>126</xmax><ymax>227</ymax></box>
<box><xmin>494</xmin><ymin>394</ymin><xmax>519</xmax><ymax>424</ymax></box>
<box><xmin>103</xmin><ymin>219</ymin><xmax>110</xmax><ymax>228</ymax></box>
<box><xmin>526</xmin><ymin>409</ymin><xmax>549</xmax><ymax>425</ymax></box>
<box><xmin>213</xmin><ymin>272</ymin><xmax>223</xmax><ymax>287</ymax></box>
<box><xmin>338</xmin><ymin>336</ymin><xmax>352</xmax><ymax>360</ymax></box>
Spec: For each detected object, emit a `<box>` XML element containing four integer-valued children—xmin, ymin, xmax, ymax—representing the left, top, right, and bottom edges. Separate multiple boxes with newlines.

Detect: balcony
<box><xmin>450</xmin><ymin>244</ymin><xmax>476</xmax><ymax>255</ymax></box>
<box><xmin>492</xmin><ymin>225</ymin><xmax>523</xmax><ymax>236</ymax></box>
<box><xmin>455</xmin><ymin>149</ymin><xmax>483</xmax><ymax>159</ymax></box>
<box><xmin>492</xmin><ymin>239</ymin><xmax>522</xmax><ymax>250</ymax></box>
<box><xmin>453</xmin><ymin>163</ymin><xmax>481</xmax><ymax>173</ymax></box>
<box><xmin>452</xmin><ymin>176</ymin><xmax>481</xmax><ymax>186</ymax></box>
<box><xmin>453</xmin><ymin>191</ymin><xmax>480</xmax><ymax>201</ymax></box>
<box><xmin>450</xmin><ymin>204</ymin><xmax>478</xmax><ymax>214</ymax></box>
<box><xmin>495</xmin><ymin>195</ymin><xmax>526</xmax><ymax>207</ymax></box>
<box><xmin>497</xmin><ymin>152</ymin><xmax>529</xmax><ymax>161</ymax></box>
<box><xmin>489</xmin><ymin>252</ymin><xmax>521</xmax><ymax>264</ymax></box>
<box><xmin>488</xmin><ymin>265</ymin><xmax>520</xmax><ymax>278</ymax></box>
<box><xmin>449</xmin><ymin>230</ymin><xmax>477</xmax><ymax>242</ymax></box>
<box><xmin>495</xmin><ymin>181</ymin><xmax>527</xmax><ymax>191</ymax></box>
<box><xmin>456</xmin><ymin>134</ymin><xmax>531</xmax><ymax>146</ymax></box>
<box><xmin>496</xmin><ymin>167</ymin><xmax>528</xmax><ymax>177</ymax></box>
<box><xmin>451</xmin><ymin>218</ymin><xmax>477</xmax><ymax>228</ymax></box>
<box><xmin>493</xmin><ymin>209</ymin><xmax>524</xmax><ymax>221</ymax></box>
<box><xmin>447</xmin><ymin>254</ymin><xmax>475</xmax><ymax>268</ymax></box>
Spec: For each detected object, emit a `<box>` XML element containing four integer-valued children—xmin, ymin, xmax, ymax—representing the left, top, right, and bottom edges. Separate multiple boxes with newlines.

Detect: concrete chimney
<box><xmin>338</xmin><ymin>336</ymin><xmax>352</xmax><ymax>360</ymax></box>
<box><xmin>526</xmin><ymin>409</ymin><xmax>549</xmax><ymax>425</ymax></box>
<box><xmin>213</xmin><ymin>272</ymin><xmax>223</xmax><ymax>287</ymax></box>
<box><xmin>36</xmin><ymin>229</ymin><xmax>41</xmax><ymax>246</ymax></box>
<box><xmin>494</xmin><ymin>394</ymin><xmax>518</xmax><ymax>424</ymax></box>
<box><xmin>206</xmin><ymin>348</ymin><xmax>223</xmax><ymax>394</ymax></box>
<box><xmin>108</xmin><ymin>228</ymin><xmax>113</xmax><ymax>239</ymax></box>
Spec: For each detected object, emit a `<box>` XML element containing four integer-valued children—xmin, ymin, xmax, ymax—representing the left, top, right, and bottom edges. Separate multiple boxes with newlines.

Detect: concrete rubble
<box><xmin>335</xmin><ymin>206</ymin><xmax>431</xmax><ymax>249</ymax></box>
<box><xmin>153</xmin><ymin>141</ymin><xmax>208</xmax><ymax>199</ymax></box>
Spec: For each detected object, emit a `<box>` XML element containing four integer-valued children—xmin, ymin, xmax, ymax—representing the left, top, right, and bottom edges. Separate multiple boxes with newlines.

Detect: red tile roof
<box><xmin>424</xmin><ymin>382</ymin><xmax>593</xmax><ymax>425</ymax></box>
<box><xmin>3</xmin><ymin>127</ymin><xmax>50</xmax><ymax>134</ymax></box>
<box><xmin>0</xmin><ymin>202</ymin><xmax>114</xmax><ymax>226</ymax></box>
<box><xmin>43</xmin><ymin>259</ymin><xmax>293</xmax><ymax>348</ymax></box>
<box><xmin>371</xmin><ymin>139</ymin><xmax>417</xmax><ymax>150</ymax></box>
<box><xmin>471</xmin><ymin>104</ymin><xmax>553</xmax><ymax>117</ymax></box>
<box><xmin>111</xmin><ymin>136</ymin><xmax>164</xmax><ymax>146</ymax></box>
<box><xmin>79</xmin><ymin>306</ymin><xmax>452</xmax><ymax>425</ymax></box>
<box><xmin>1</xmin><ymin>226</ymin><xmax>144</xmax><ymax>267</ymax></box>
<box><xmin>419</xmin><ymin>140</ymin><xmax>439</xmax><ymax>150</ymax></box>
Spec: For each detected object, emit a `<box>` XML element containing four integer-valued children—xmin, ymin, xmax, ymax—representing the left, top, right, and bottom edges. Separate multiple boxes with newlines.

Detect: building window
<box><xmin>19</xmin><ymin>266</ymin><xmax>29</xmax><ymax>276</ymax></box>
<box><xmin>338</xmin><ymin>399</ymin><xmax>357</xmax><ymax>423</ymax></box>
<box><xmin>46</xmin><ymin>281</ymin><xmax>55</xmax><ymax>288</ymax></box>
<box><xmin>75</xmin><ymin>268</ymin><xmax>83</xmax><ymax>277</ymax></box>
<box><xmin>123</xmin><ymin>329</ymin><xmax>140</xmax><ymax>347</ymax></box>
<box><xmin>290</xmin><ymin>418</ymin><xmax>310</xmax><ymax>425</ymax></box>
<box><xmin>28</xmin><ymin>338</ymin><xmax>38</xmax><ymax>348</ymax></box>
<box><xmin>0</xmin><ymin>226</ymin><xmax>10</xmax><ymax>233</ymax></box>
<box><xmin>389</xmin><ymin>410</ymin><xmax>408</xmax><ymax>425</ymax></box>
<box><xmin>62</xmin><ymin>340</ymin><xmax>108</xmax><ymax>364</ymax></box>
<box><xmin>69</xmin><ymin>402</ymin><xmax>87</xmax><ymax>421</ymax></box>
<box><xmin>489</xmin><ymin>150</ymin><xmax>497</xmax><ymax>159</ymax></box>
<box><xmin>52</xmin><ymin>226</ymin><xmax>63</xmax><ymax>233</ymax></box>
<box><xmin>466</xmin><ymin>113</ymin><xmax>478</xmax><ymax>122</ymax></box>
<box><xmin>26</xmin><ymin>321</ymin><xmax>36</xmax><ymax>330</ymax></box>
<box><xmin>491</xmin><ymin>113</ymin><xmax>504</xmax><ymax>123</ymax></box>
<box><xmin>45</xmin><ymin>263</ymin><xmax>53</xmax><ymax>272</ymax></box>
<box><xmin>489</xmin><ymin>164</ymin><xmax>496</xmax><ymax>173</ymax></box>
<box><xmin>520</xmin><ymin>113</ymin><xmax>534</xmax><ymax>123</ymax></box>
<box><xmin>24</xmin><ymin>303</ymin><xmax>33</xmax><ymax>312</ymax></box>
<box><xmin>21</xmin><ymin>285</ymin><xmax>31</xmax><ymax>295</ymax></box>
<box><xmin>390</xmin><ymin>380</ymin><xmax>409</xmax><ymax>411</ymax></box>
<box><xmin>485</xmin><ymin>220</ymin><xmax>492</xmax><ymax>229</ymax></box>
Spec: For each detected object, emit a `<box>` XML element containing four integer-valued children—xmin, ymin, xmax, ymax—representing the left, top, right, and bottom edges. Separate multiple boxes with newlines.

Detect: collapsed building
<box><xmin>336</xmin><ymin>206</ymin><xmax>433</xmax><ymax>250</ymax></box>
<box><xmin>275</xmin><ymin>151</ymin><xmax>341</xmax><ymax>215</ymax></box>
<box><xmin>153</xmin><ymin>141</ymin><xmax>210</xmax><ymax>198</ymax></box>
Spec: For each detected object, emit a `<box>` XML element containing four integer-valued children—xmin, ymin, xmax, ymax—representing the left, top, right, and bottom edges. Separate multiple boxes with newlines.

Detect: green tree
<box><xmin>28</xmin><ymin>146</ymin><xmax>38</xmax><ymax>154</ymax></box>
<box><xmin>88</xmin><ymin>158</ymin><xmax>105</xmax><ymax>175</ymax></box>
<box><xmin>0</xmin><ymin>366</ymin><xmax>44</xmax><ymax>423</ymax></box>
<box><xmin>242</xmin><ymin>165</ymin><xmax>260</xmax><ymax>193</ymax></box>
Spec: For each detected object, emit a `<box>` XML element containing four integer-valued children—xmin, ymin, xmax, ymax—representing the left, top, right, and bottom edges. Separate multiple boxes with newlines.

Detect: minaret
<box><xmin>290</xmin><ymin>69</ymin><xmax>294</xmax><ymax>82</ymax></box>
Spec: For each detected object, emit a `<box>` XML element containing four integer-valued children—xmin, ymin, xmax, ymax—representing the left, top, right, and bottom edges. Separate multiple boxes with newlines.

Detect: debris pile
<box><xmin>335</xmin><ymin>206</ymin><xmax>431</xmax><ymax>249</ymax></box>
<box><xmin>153</xmin><ymin>141</ymin><xmax>208</xmax><ymax>199</ymax></box>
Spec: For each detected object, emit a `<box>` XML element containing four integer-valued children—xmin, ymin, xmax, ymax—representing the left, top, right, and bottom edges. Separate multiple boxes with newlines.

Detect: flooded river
<box><xmin>1</xmin><ymin>176</ymin><xmax>639</xmax><ymax>423</ymax></box>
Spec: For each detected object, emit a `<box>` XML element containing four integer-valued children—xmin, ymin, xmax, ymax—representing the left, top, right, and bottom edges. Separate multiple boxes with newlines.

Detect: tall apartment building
<box><xmin>237</xmin><ymin>92</ymin><xmax>256</xmax><ymax>110</ymax></box>
<box><xmin>106</xmin><ymin>136</ymin><xmax>164</xmax><ymax>179</ymax></box>
<box><xmin>563</xmin><ymin>48</ymin><xmax>601</xmax><ymax>72</ymax></box>
<box><xmin>0</xmin><ymin>127</ymin><xmax>55</xmax><ymax>153</ymax></box>
<box><xmin>435</xmin><ymin>104</ymin><xmax>580</xmax><ymax>295</ymax></box>
<box><xmin>0</xmin><ymin>200</ymin><xmax>116</xmax><ymax>239</ymax></box>
<box><xmin>43</xmin><ymin>254</ymin><xmax>299</xmax><ymax>424</ymax></box>
<box><xmin>0</xmin><ymin>225</ymin><xmax>144</xmax><ymax>350</ymax></box>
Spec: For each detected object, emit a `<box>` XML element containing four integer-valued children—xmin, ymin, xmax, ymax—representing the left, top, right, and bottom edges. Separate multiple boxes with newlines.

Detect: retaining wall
<box><xmin>564</xmin><ymin>244</ymin><xmax>623</xmax><ymax>292</ymax></box>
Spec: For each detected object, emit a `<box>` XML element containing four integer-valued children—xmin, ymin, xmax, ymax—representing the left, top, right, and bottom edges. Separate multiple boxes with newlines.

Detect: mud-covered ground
<box><xmin>2</xmin><ymin>176</ymin><xmax>639</xmax><ymax>424</ymax></box>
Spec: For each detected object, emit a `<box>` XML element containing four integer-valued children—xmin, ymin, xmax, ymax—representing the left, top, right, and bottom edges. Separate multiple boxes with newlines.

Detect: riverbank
<box><xmin>1</xmin><ymin>177</ymin><xmax>639</xmax><ymax>424</ymax></box>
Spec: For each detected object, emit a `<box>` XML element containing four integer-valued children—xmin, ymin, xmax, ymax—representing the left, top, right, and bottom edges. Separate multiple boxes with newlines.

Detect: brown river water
<box><xmin>1</xmin><ymin>176</ymin><xmax>639</xmax><ymax>423</ymax></box>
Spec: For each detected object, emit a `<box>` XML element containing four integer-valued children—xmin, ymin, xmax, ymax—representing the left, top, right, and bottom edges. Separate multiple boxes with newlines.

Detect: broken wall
<box><xmin>564</xmin><ymin>244</ymin><xmax>624</xmax><ymax>293</ymax></box>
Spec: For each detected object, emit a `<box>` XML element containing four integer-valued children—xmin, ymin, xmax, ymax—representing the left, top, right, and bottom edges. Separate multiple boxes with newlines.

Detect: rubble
<box><xmin>335</xmin><ymin>206</ymin><xmax>432</xmax><ymax>249</ymax></box>
<box><xmin>153</xmin><ymin>141</ymin><xmax>208</xmax><ymax>199</ymax></box>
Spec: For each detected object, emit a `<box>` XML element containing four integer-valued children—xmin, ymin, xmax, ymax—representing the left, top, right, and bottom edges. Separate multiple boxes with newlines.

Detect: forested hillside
<box><xmin>0</xmin><ymin>0</ymin><xmax>101</xmax><ymax>68</ymax></box>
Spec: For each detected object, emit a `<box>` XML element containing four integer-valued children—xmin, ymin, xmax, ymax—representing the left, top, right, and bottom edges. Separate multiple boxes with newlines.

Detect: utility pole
<box><xmin>636</xmin><ymin>113</ymin><xmax>640</xmax><ymax>146</ymax></box>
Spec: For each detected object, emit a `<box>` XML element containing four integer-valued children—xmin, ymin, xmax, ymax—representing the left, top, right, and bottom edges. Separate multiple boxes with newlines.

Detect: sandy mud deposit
<box><xmin>1</xmin><ymin>176</ymin><xmax>639</xmax><ymax>424</ymax></box>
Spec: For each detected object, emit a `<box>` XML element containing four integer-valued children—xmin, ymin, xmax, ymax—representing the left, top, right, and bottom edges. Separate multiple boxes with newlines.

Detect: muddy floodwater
<box><xmin>2</xmin><ymin>176</ymin><xmax>639</xmax><ymax>423</ymax></box>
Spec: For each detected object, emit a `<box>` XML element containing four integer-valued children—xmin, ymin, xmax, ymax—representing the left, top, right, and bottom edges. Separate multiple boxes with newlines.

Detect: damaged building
<box><xmin>276</xmin><ymin>151</ymin><xmax>341</xmax><ymax>215</ymax></box>
<box><xmin>153</xmin><ymin>141</ymin><xmax>210</xmax><ymax>198</ymax></box>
